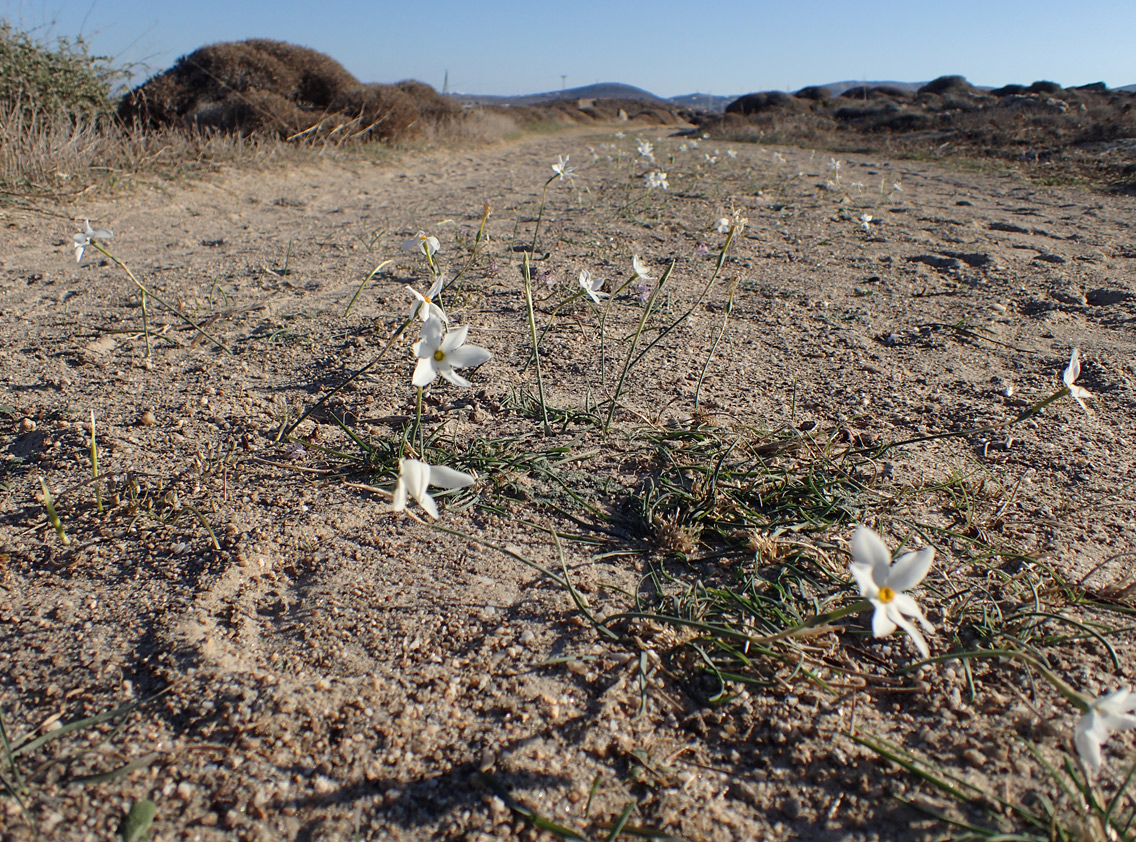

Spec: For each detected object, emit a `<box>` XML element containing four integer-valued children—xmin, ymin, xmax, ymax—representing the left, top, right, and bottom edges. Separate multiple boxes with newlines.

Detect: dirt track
<box><xmin>2</xmin><ymin>127</ymin><xmax>1135</xmax><ymax>841</ymax></box>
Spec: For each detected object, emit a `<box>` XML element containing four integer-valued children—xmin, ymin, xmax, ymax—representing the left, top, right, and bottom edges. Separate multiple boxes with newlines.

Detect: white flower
<box><xmin>704</xmin><ymin>153</ymin><xmax>718</xmax><ymax>164</ymax></box>
<box><xmin>407</xmin><ymin>275</ymin><xmax>448</xmax><ymax>325</ymax></box>
<box><xmin>412</xmin><ymin>319</ymin><xmax>492</xmax><ymax>388</ymax></box>
<box><xmin>636</xmin><ymin>139</ymin><xmax>654</xmax><ymax>161</ymax></box>
<box><xmin>726</xmin><ymin>149</ymin><xmax>737</xmax><ymax>159</ymax></box>
<box><xmin>716</xmin><ymin>217</ymin><xmax>732</xmax><ymax>234</ymax></box>
<box><xmin>1075</xmin><ymin>688</ymin><xmax>1136</xmax><ymax>773</ymax></box>
<box><xmin>859</xmin><ymin>213</ymin><xmax>873</xmax><ymax>233</ymax></box>
<box><xmin>578</xmin><ymin>269</ymin><xmax>608</xmax><ymax>304</ymax></box>
<box><xmin>631</xmin><ymin>255</ymin><xmax>653</xmax><ymax>281</ymax></box>
<box><xmin>392</xmin><ymin>457</ymin><xmax>475</xmax><ymax>520</ymax></box>
<box><xmin>401</xmin><ymin>231</ymin><xmax>440</xmax><ymax>258</ymax></box>
<box><xmin>1063</xmin><ymin>348</ymin><xmax>1092</xmax><ymax>413</ymax></box>
<box><xmin>552</xmin><ymin>154</ymin><xmax>576</xmax><ymax>182</ymax></box>
<box><xmin>614</xmin><ymin>131</ymin><xmax>625</xmax><ymax>139</ymax></box>
<box><xmin>72</xmin><ymin>219</ymin><xmax>112</xmax><ymax>263</ymax></box>
<box><xmin>645</xmin><ymin>171</ymin><xmax>668</xmax><ymax>190</ymax></box>
<box><xmin>849</xmin><ymin>526</ymin><xmax>935</xmax><ymax>658</ymax></box>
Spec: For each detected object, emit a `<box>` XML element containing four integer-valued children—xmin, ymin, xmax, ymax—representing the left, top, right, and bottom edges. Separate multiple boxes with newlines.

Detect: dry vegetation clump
<box><xmin>117</xmin><ymin>39</ymin><xmax>438</xmax><ymax>141</ymax></box>
<box><xmin>702</xmin><ymin>73</ymin><xmax>1136</xmax><ymax>190</ymax></box>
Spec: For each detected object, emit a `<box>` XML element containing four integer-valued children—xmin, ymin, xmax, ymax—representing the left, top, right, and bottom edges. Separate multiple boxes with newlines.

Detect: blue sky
<box><xmin>4</xmin><ymin>0</ymin><xmax>1133</xmax><ymax>97</ymax></box>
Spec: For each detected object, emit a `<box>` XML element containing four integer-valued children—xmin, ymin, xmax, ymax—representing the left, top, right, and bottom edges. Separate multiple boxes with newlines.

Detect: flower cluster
<box><xmin>392</xmin><ymin>232</ymin><xmax>491</xmax><ymax>519</ymax></box>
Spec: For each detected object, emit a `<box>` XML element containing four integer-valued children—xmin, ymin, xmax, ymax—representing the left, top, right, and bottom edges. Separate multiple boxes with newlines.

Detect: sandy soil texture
<box><xmin>2</xmin><ymin>127</ymin><xmax>1135</xmax><ymax>841</ymax></box>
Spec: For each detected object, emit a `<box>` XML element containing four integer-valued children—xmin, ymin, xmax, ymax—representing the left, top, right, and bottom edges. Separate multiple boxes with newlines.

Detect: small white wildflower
<box><xmin>636</xmin><ymin>139</ymin><xmax>655</xmax><ymax>161</ymax></box>
<box><xmin>631</xmin><ymin>255</ymin><xmax>653</xmax><ymax>281</ymax></box>
<box><xmin>716</xmin><ymin>217</ymin><xmax>732</xmax><ymax>234</ymax></box>
<box><xmin>859</xmin><ymin>213</ymin><xmax>873</xmax><ymax>233</ymax></box>
<box><xmin>72</xmin><ymin>219</ymin><xmax>112</xmax><ymax>263</ymax></box>
<box><xmin>407</xmin><ymin>275</ymin><xmax>448</xmax><ymax>325</ymax></box>
<box><xmin>1075</xmin><ymin>688</ymin><xmax>1136</xmax><ymax>774</ymax></box>
<box><xmin>1063</xmin><ymin>348</ymin><xmax>1092</xmax><ymax>414</ymax></box>
<box><xmin>401</xmin><ymin>231</ymin><xmax>440</xmax><ymax>258</ymax></box>
<box><xmin>392</xmin><ymin>458</ymin><xmax>475</xmax><ymax>520</ymax></box>
<box><xmin>412</xmin><ymin>319</ymin><xmax>492</xmax><ymax>388</ymax></box>
<box><xmin>578</xmin><ymin>269</ymin><xmax>608</xmax><ymax>304</ymax></box>
<box><xmin>645</xmin><ymin>171</ymin><xmax>668</xmax><ymax>190</ymax></box>
<box><xmin>552</xmin><ymin>154</ymin><xmax>576</xmax><ymax>183</ymax></box>
<box><xmin>849</xmin><ymin>526</ymin><xmax>935</xmax><ymax>658</ymax></box>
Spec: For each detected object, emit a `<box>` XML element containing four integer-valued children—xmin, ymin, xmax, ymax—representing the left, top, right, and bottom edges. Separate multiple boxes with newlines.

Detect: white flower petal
<box><xmin>870</xmin><ymin>602</ymin><xmax>897</xmax><ymax>639</ymax></box>
<box><xmin>889</xmin><ymin>608</ymin><xmax>930</xmax><ymax>659</ymax></box>
<box><xmin>1063</xmin><ymin>348</ymin><xmax>1081</xmax><ymax>388</ymax></box>
<box><xmin>392</xmin><ymin>477</ymin><xmax>408</xmax><ymax>512</ymax></box>
<box><xmin>849</xmin><ymin>562</ymin><xmax>879</xmax><ymax>599</ymax></box>
<box><xmin>438</xmin><ymin>368</ymin><xmax>472</xmax><ymax>388</ymax></box>
<box><xmin>429</xmin><ymin>465</ymin><xmax>475</xmax><ymax>489</ymax></box>
<box><xmin>851</xmin><ymin>526</ymin><xmax>892</xmax><ymax>589</ymax></box>
<box><xmin>440</xmin><ymin>325</ymin><xmax>470</xmax><ymax>353</ymax></box>
<box><xmin>444</xmin><ymin>345</ymin><xmax>491</xmax><ymax>369</ymax></box>
<box><xmin>1075</xmin><ymin>711</ymin><xmax>1105</xmax><ymax>772</ymax></box>
<box><xmin>412</xmin><ymin>357</ymin><xmax>438</xmax><ymax>387</ymax></box>
<box><xmin>888</xmin><ymin>547</ymin><xmax>935</xmax><ymax>592</ymax></box>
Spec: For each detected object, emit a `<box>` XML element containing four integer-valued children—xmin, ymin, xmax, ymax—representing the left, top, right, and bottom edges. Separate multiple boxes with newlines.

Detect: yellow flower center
<box><xmin>434</xmin><ymin>349</ymin><xmax>445</xmax><ymax>362</ymax></box>
<box><xmin>878</xmin><ymin>586</ymin><xmax>895</xmax><ymax>603</ymax></box>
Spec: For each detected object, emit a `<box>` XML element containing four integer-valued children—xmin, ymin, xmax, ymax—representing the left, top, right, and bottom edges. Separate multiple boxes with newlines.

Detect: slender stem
<box><xmin>413</xmin><ymin>387</ymin><xmax>425</xmax><ymax>454</ymax></box>
<box><xmin>523</xmin><ymin>252</ymin><xmax>551</xmax><ymax>435</ymax></box>
<box><xmin>529</xmin><ymin>176</ymin><xmax>556</xmax><ymax>255</ymax></box>
<box><xmin>90</xmin><ymin>409</ymin><xmax>103</xmax><ymax>515</ymax></box>
<box><xmin>694</xmin><ymin>286</ymin><xmax>734</xmax><ymax>407</ymax></box>
<box><xmin>870</xmin><ymin>388</ymin><xmax>1075</xmax><ymax>457</ymax></box>
<box><xmin>279</xmin><ymin>314</ymin><xmax>414</xmax><ymax>440</ymax></box>
<box><xmin>140</xmin><ymin>288</ymin><xmax>151</xmax><ymax>358</ymax></box>
<box><xmin>603</xmin><ymin>261</ymin><xmax>674</xmax><ymax>433</ymax></box>
<box><xmin>91</xmin><ymin>243</ymin><xmax>230</xmax><ymax>353</ymax></box>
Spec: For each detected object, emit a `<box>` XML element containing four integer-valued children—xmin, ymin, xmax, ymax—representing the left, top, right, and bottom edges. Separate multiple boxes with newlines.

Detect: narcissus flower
<box><xmin>859</xmin><ymin>213</ymin><xmax>873</xmax><ymax>233</ymax></box>
<box><xmin>1074</xmin><ymin>688</ymin><xmax>1136</xmax><ymax>773</ymax></box>
<box><xmin>645</xmin><ymin>171</ymin><xmax>668</xmax><ymax>190</ymax></box>
<box><xmin>407</xmin><ymin>275</ymin><xmax>448</xmax><ymax>325</ymax></box>
<box><xmin>1063</xmin><ymin>348</ymin><xmax>1092</xmax><ymax>413</ymax></box>
<box><xmin>849</xmin><ymin>526</ymin><xmax>935</xmax><ymax>658</ymax></box>
<box><xmin>552</xmin><ymin>154</ymin><xmax>576</xmax><ymax>182</ymax></box>
<box><xmin>579</xmin><ymin>269</ymin><xmax>608</xmax><ymax>304</ymax></box>
<box><xmin>631</xmin><ymin>255</ymin><xmax>653</xmax><ymax>281</ymax></box>
<box><xmin>392</xmin><ymin>458</ymin><xmax>475</xmax><ymax>520</ymax></box>
<box><xmin>73</xmin><ymin>219</ymin><xmax>112</xmax><ymax>263</ymax></box>
<box><xmin>412</xmin><ymin>319</ymin><xmax>491</xmax><ymax>388</ymax></box>
<box><xmin>637</xmin><ymin>139</ymin><xmax>654</xmax><ymax>161</ymax></box>
<box><xmin>401</xmin><ymin>231</ymin><xmax>440</xmax><ymax>258</ymax></box>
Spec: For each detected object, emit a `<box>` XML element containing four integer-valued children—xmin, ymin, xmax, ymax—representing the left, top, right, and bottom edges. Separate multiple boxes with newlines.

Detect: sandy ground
<box><xmin>1</xmin><ymin>126</ymin><xmax>1135</xmax><ymax>841</ymax></box>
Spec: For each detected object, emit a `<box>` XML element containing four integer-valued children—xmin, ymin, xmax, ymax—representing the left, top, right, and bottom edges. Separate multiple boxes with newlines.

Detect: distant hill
<box><xmin>455</xmin><ymin>82</ymin><xmax>667</xmax><ymax>107</ymax></box>
<box><xmin>667</xmin><ymin>93</ymin><xmax>736</xmax><ymax>112</ymax></box>
<box><xmin>811</xmin><ymin>80</ymin><xmax>926</xmax><ymax>96</ymax></box>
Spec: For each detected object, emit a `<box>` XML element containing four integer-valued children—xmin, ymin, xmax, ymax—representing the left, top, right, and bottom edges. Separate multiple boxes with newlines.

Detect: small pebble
<box><xmin>19</xmin><ymin>418</ymin><xmax>36</xmax><ymax>433</ymax></box>
<box><xmin>140</xmin><ymin>410</ymin><xmax>156</xmax><ymax>426</ymax></box>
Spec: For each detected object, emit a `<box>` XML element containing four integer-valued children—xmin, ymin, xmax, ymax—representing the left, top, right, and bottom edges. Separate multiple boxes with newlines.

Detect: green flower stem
<box><xmin>905</xmin><ymin>648</ymin><xmax>1092</xmax><ymax>712</ymax></box>
<box><xmin>91</xmin><ymin>242</ymin><xmax>230</xmax><ymax>354</ymax></box>
<box><xmin>279</xmin><ymin>313</ymin><xmax>414</xmax><ymax>440</ymax></box>
<box><xmin>529</xmin><ymin>175</ymin><xmax>557</xmax><ymax>256</ymax></box>
<box><xmin>523</xmin><ymin>252</ymin><xmax>551</xmax><ymax>436</ymax></box>
<box><xmin>870</xmin><ymin>387</ymin><xmax>1077</xmax><ymax>457</ymax></box>
<box><xmin>39</xmin><ymin>478</ymin><xmax>69</xmax><ymax>546</ymax></box>
<box><xmin>604</xmin><ymin>261</ymin><xmax>674</xmax><ymax>433</ymax></box>
<box><xmin>90</xmin><ymin>409</ymin><xmax>102</xmax><ymax>515</ymax></box>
